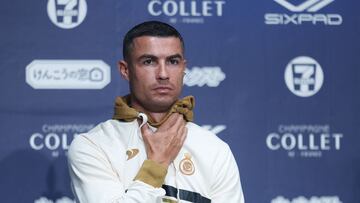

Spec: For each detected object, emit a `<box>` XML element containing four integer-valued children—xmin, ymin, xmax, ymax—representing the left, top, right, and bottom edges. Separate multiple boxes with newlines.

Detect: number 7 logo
<box><xmin>47</xmin><ymin>0</ymin><xmax>87</xmax><ymax>29</ymax></box>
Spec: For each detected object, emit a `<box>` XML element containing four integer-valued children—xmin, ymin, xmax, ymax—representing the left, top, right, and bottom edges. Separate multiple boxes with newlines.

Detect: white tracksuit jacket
<box><xmin>68</xmin><ymin>118</ymin><xmax>245</xmax><ymax>203</ymax></box>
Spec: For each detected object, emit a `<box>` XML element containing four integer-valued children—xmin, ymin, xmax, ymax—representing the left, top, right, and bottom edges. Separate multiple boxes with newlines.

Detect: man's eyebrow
<box><xmin>138</xmin><ymin>54</ymin><xmax>158</xmax><ymax>60</ymax></box>
<box><xmin>166</xmin><ymin>54</ymin><xmax>183</xmax><ymax>60</ymax></box>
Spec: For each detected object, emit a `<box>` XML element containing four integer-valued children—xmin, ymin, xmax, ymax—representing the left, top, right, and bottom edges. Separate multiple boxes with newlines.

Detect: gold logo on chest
<box><xmin>179</xmin><ymin>153</ymin><xmax>195</xmax><ymax>175</ymax></box>
<box><xmin>126</xmin><ymin>148</ymin><xmax>139</xmax><ymax>160</ymax></box>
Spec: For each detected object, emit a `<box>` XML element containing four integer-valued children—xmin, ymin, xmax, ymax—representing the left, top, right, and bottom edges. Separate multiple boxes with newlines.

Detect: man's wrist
<box><xmin>148</xmin><ymin>157</ymin><xmax>170</xmax><ymax>168</ymax></box>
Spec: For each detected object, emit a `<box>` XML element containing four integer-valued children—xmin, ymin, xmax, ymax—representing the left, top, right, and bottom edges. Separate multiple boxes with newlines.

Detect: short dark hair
<box><xmin>123</xmin><ymin>21</ymin><xmax>185</xmax><ymax>61</ymax></box>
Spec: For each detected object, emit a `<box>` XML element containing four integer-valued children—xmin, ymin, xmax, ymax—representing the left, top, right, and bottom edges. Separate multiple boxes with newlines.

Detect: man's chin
<box><xmin>146</xmin><ymin>97</ymin><xmax>177</xmax><ymax>113</ymax></box>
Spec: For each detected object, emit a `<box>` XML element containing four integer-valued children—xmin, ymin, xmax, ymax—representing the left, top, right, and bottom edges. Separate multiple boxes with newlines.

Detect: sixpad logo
<box><xmin>266</xmin><ymin>124</ymin><xmax>343</xmax><ymax>158</ymax></box>
<box><xmin>47</xmin><ymin>0</ymin><xmax>87</xmax><ymax>29</ymax></box>
<box><xmin>148</xmin><ymin>0</ymin><xmax>226</xmax><ymax>24</ymax></box>
<box><xmin>26</xmin><ymin>60</ymin><xmax>111</xmax><ymax>89</ymax></box>
<box><xmin>284</xmin><ymin>56</ymin><xmax>324</xmax><ymax>97</ymax></box>
<box><xmin>265</xmin><ymin>0</ymin><xmax>343</xmax><ymax>25</ymax></box>
<box><xmin>29</xmin><ymin>124</ymin><xmax>94</xmax><ymax>157</ymax></box>
<box><xmin>271</xmin><ymin>195</ymin><xmax>343</xmax><ymax>203</ymax></box>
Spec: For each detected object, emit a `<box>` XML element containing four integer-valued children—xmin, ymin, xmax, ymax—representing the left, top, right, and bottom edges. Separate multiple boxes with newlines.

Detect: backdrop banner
<box><xmin>0</xmin><ymin>0</ymin><xmax>359</xmax><ymax>202</ymax></box>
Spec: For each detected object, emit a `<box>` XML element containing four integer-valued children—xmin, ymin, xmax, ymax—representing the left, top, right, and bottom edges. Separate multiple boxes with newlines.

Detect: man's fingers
<box><xmin>172</xmin><ymin>114</ymin><xmax>186</xmax><ymax>132</ymax></box>
<box><xmin>141</xmin><ymin>123</ymin><xmax>152</xmax><ymax>137</ymax></box>
<box><xmin>179</xmin><ymin>127</ymin><xmax>188</xmax><ymax>146</ymax></box>
<box><xmin>171</xmin><ymin>125</ymin><xmax>187</xmax><ymax>148</ymax></box>
<box><xmin>170</xmin><ymin>126</ymin><xmax>187</xmax><ymax>154</ymax></box>
<box><xmin>142</xmin><ymin>117</ymin><xmax>188</xmax><ymax>167</ymax></box>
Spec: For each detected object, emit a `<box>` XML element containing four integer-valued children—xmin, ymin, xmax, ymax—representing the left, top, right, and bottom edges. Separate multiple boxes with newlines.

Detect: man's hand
<box><xmin>141</xmin><ymin>113</ymin><xmax>187</xmax><ymax>168</ymax></box>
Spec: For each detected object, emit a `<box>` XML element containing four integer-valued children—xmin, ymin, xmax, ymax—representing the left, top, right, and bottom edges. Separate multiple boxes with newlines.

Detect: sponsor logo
<box><xmin>265</xmin><ymin>0</ymin><xmax>342</xmax><ymax>25</ymax></box>
<box><xmin>271</xmin><ymin>195</ymin><xmax>342</xmax><ymax>203</ymax></box>
<box><xmin>274</xmin><ymin>0</ymin><xmax>334</xmax><ymax>12</ymax></box>
<box><xmin>35</xmin><ymin>196</ymin><xmax>74</xmax><ymax>203</ymax></box>
<box><xmin>201</xmin><ymin>125</ymin><xmax>227</xmax><ymax>135</ymax></box>
<box><xmin>47</xmin><ymin>0</ymin><xmax>87</xmax><ymax>29</ymax></box>
<box><xmin>147</xmin><ymin>0</ymin><xmax>226</xmax><ymax>24</ymax></box>
<box><xmin>266</xmin><ymin>124</ymin><xmax>343</xmax><ymax>158</ymax></box>
<box><xmin>184</xmin><ymin>66</ymin><xmax>226</xmax><ymax>87</ymax></box>
<box><xmin>29</xmin><ymin>124</ymin><xmax>94</xmax><ymax>157</ymax></box>
<box><xmin>26</xmin><ymin>60</ymin><xmax>111</xmax><ymax>89</ymax></box>
<box><xmin>179</xmin><ymin>153</ymin><xmax>195</xmax><ymax>175</ymax></box>
<box><xmin>284</xmin><ymin>56</ymin><xmax>324</xmax><ymax>97</ymax></box>
<box><xmin>126</xmin><ymin>148</ymin><xmax>139</xmax><ymax>160</ymax></box>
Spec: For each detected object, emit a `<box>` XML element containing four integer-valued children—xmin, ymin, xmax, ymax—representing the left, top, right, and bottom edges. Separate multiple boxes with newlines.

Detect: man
<box><xmin>68</xmin><ymin>21</ymin><xmax>244</xmax><ymax>203</ymax></box>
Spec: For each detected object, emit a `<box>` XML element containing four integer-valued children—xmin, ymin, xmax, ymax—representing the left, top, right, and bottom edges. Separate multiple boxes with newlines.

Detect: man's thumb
<box><xmin>141</xmin><ymin>123</ymin><xmax>152</xmax><ymax>137</ymax></box>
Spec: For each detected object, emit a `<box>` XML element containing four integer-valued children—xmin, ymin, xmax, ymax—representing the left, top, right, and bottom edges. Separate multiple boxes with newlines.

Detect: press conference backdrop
<box><xmin>0</xmin><ymin>0</ymin><xmax>359</xmax><ymax>202</ymax></box>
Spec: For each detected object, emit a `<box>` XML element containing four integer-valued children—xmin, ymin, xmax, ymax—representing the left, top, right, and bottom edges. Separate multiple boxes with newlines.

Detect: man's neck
<box><xmin>144</xmin><ymin>112</ymin><xmax>168</xmax><ymax>123</ymax></box>
<box><xmin>130</xmin><ymin>98</ymin><xmax>170</xmax><ymax>123</ymax></box>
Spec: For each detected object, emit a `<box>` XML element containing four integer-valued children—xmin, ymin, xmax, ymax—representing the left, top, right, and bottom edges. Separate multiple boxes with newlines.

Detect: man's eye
<box><xmin>143</xmin><ymin>59</ymin><xmax>153</xmax><ymax>65</ymax></box>
<box><xmin>169</xmin><ymin>59</ymin><xmax>179</xmax><ymax>65</ymax></box>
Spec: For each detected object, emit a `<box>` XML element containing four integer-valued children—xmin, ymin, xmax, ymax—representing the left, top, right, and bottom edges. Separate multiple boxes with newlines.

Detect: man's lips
<box><xmin>152</xmin><ymin>86</ymin><xmax>173</xmax><ymax>93</ymax></box>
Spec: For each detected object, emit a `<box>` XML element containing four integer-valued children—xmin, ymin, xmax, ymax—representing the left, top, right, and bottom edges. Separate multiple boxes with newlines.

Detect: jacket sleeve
<box><xmin>210</xmin><ymin>144</ymin><xmax>245</xmax><ymax>203</ymax></box>
<box><xmin>67</xmin><ymin>135</ymin><xmax>166</xmax><ymax>203</ymax></box>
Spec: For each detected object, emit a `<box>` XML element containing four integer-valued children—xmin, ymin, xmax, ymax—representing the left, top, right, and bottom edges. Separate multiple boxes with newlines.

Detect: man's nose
<box><xmin>157</xmin><ymin>61</ymin><xmax>169</xmax><ymax>80</ymax></box>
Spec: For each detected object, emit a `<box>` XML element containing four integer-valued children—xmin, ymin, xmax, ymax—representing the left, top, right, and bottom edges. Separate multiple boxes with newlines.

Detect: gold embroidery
<box><xmin>126</xmin><ymin>148</ymin><xmax>139</xmax><ymax>160</ymax></box>
<box><xmin>162</xmin><ymin>197</ymin><xmax>178</xmax><ymax>203</ymax></box>
<box><xmin>179</xmin><ymin>153</ymin><xmax>195</xmax><ymax>175</ymax></box>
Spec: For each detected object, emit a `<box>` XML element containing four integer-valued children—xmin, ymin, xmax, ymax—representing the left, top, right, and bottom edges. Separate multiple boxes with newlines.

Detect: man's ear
<box><xmin>183</xmin><ymin>59</ymin><xmax>187</xmax><ymax>74</ymax></box>
<box><xmin>118</xmin><ymin>60</ymin><xmax>130</xmax><ymax>81</ymax></box>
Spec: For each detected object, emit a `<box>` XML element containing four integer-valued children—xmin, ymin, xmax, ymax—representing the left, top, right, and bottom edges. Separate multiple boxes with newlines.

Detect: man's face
<box><xmin>120</xmin><ymin>36</ymin><xmax>186</xmax><ymax>113</ymax></box>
